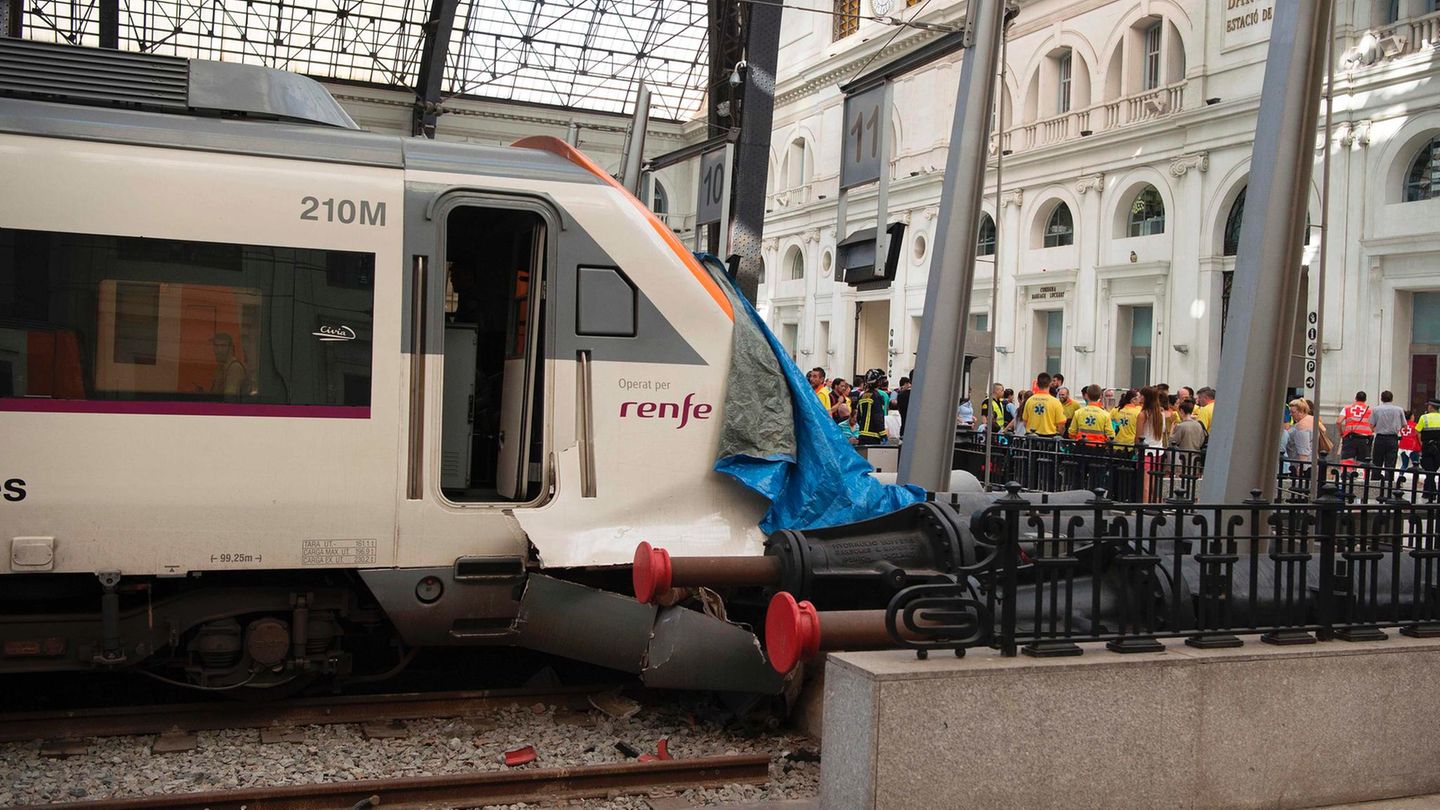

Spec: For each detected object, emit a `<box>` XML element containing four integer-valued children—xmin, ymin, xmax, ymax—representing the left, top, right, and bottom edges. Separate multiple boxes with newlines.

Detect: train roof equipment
<box><xmin>0</xmin><ymin>38</ymin><xmax>358</xmax><ymax>129</ymax></box>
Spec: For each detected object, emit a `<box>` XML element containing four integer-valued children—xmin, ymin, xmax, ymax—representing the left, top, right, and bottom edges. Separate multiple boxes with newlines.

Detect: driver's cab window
<box><xmin>440</xmin><ymin>206</ymin><xmax>545</xmax><ymax>503</ymax></box>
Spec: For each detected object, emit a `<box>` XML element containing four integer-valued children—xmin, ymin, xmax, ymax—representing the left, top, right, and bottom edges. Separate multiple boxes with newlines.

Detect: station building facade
<box><xmin>745</xmin><ymin>0</ymin><xmax>1440</xmax><ymax>417</ymax></box>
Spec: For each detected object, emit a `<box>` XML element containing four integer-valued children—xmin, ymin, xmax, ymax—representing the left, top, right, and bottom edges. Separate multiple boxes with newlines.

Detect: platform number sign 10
<box><xmin>841</xmin><ymin>84</ymin><xmax>886</xmax><ymax>190</ymax></box>
<box><xmin>696</xmin><ymin>147</ymin><xmax>727</xmax><ymax>226</ymax></box>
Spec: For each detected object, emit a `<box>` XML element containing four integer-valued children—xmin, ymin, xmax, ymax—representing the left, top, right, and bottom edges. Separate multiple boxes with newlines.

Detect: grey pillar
<box><xmin>621</xmin><ymin>82</ymin><xmax>652</xmax><ymax>195</ymax></box>
<box><xmin>1199</xmin><ymin>0</ymin><xmax>1332</xmax><ymax>503</ymax></box>
<box><xmin>411</xmin><ymin>0</ymin><xmax>459</xmax><ymax>138</ymax></box>
<box><xmin>2</xmin><ymin>0</ymin><xmax>22</xmax><ymax>38</ymax></box>
<box><xmin>98</xmin><ymin>0</ymin><xmax>118</xmax><ymax>48</ymax></box>
<box><xmin>896</xmin><ymin>0</ymin><xmax>1006</xmax><ymax>492</ymax></box>
<box><xmin>728</xmin><ymin>0</ymin><xmax>783</xmax><ymax>304</ymax></box>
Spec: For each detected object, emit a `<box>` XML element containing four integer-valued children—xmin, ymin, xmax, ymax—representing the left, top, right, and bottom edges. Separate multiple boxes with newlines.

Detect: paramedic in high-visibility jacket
<box><xmin>1068</xmin><ymin>385</ymin><xmax>1116</xmax><ymax>492</ymax></box>
<box><xmin>1067</xmin><ymin>385</ymin><xmax>1117</xmax><ymax>446</ymax></box>
<box><xmin>1419</xmin><ymin>398</ymin><xmax>1440</xmax><ymax>502</ymax></box>
<box><xmin>1338</xmin><ymin>391</ymin><xmax>1375</xmax><ymax>464</ymax></box>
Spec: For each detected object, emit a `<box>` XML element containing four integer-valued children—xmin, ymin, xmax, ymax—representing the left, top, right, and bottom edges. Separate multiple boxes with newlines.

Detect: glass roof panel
<box><xmin>21</xmin><ymin>0</ymin><xmax>709</xmax><ymax>120</ymax></box>
<box><xmin>445</xmin><ymin>0</ymin><xmax>708</xmax><ymax>120</ymax></box>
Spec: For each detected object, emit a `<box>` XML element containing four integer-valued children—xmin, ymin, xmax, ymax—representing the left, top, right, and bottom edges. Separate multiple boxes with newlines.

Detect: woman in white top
<box><xmin>1136</xmin><ymin>385</ymin><xmax>1168</xmax><ymax>501</ymax></box>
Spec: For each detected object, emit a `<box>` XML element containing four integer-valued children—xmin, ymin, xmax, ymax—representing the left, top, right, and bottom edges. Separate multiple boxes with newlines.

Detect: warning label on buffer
<box><xmin>302</xmin><ymin>538</ymin><xmax>378</xmax><ymax>566</ymax></box>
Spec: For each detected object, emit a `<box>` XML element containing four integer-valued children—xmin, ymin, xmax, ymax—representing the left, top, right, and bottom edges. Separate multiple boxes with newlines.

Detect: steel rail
<box><xmin>10</xmin><ymin>754</ymin><xmax>774</xmax><ymax>810</ymax></box>
<box><xmin>0</xmin><ymin>685</ymin><xmax>609</xmax><ymax>743</ymax></box>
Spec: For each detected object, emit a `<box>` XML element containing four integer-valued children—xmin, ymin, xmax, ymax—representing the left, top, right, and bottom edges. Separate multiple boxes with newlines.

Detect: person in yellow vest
<box><xmin>807</xmin><ymin>367</ymin><xmax>832</xmax><ymax>411</ymax></box>
<box><xmin>1418</xmin><ymin>398</ymin><xmax>1440</xmax><ymax>502</ymax></box>
<box><xmin>1024</xmin><ymin>372</ymin><xmax>1066</xmax><ymax>437</ymax></box>
<box><xmin>1069</xmin><ymin>384</ymin><xmax>1117</xmax><ymax>490</ymax></box>
<box><xmin>1338</xmin><ymin>390</ymin><xmax>1374</xmax><ymax>463</ymax></box>
<box><xmin>1058</xmin><ymin>386</ymin><xmax>1081</xmax><ymax>425</ymax></box>
<box><xmin>980</xmin><ymin>382</ymin><xmax>1006</xmax><ymax>432</ymax></box>
<box><xmin>1194</xmin><ymin>387</ymin><xmax>1215</xmax><ymax>433</ymax></box>
<box><xmin>1067</xmin><ymin>385</ymin><xmax>1116</xmax><ymax>445</ymax></box>
<box><xmin>1113</xmin><ymin>388</ymin><xmax>1143</xmax><ymax>448</ymax></box>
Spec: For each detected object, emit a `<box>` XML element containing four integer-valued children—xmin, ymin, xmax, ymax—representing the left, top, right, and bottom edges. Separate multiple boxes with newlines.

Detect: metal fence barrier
<box><xmin>954</xmin><ymin>432</ymin><xmax>1439</xmax><ymax>505</ymax></box>
<box><xmin>885</xmin><ymin>484</ymin><xmax>1440</xmax><ymax>658</ymax></box>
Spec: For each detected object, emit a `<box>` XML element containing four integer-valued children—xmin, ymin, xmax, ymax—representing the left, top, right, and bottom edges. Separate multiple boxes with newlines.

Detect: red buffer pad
<box><xmin>765</xmin><ymin>592</ymin><xmax>821</xmax><ymax>675</ymax></box>
<box><xmin>632</xmin><ymin>541</ymin><xmax>673</xmax><ymax>604</ymax></box>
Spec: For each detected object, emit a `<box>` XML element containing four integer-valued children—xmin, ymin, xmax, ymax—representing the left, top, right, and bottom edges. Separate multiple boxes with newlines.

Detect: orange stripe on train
<box><xmin>511</xmin><ymin>135</ymin><xmax>735</xmax><ymax>323</ymax></box>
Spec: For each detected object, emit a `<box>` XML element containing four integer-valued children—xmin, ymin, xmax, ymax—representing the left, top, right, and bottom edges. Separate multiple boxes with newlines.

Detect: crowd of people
<box><xmin>807</xmin><ymin>366</ymin><xmax>908</xmax><ymax>447</ymax></box>
<box><xmin>955</xmin><ymin>372</ymin><xmax>1217</xmax><ymax>454</ymax></box>
<box><xmin>805</xmin><ymin>364</ymin><xmax>1440</xmax><ymax>498</ymax></box>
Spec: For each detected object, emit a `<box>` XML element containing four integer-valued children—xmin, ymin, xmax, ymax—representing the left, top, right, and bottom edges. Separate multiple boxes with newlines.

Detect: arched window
<box><xmin>1225</xmin><ymin>186</ymin><xmax>1312</xmax><ymax>253</ymax></box>
<box><xmin>1043</xmin><ymin>203</ymin><xmax>1074</xmax><ymax>248</ymax></box>
<box><xmin>651</xmin><ymin>180</ymin><xmax>669</xmax><ymax>217</ymax></box>
<box><xmin>785</xmin><ymin>245</ymin><xmax>805</xmax><ymax>281</ymax></box>
<box><xmin>1128</xmin><ymin>185</ymin><xmax>1166</xmax><ymax>237</ymax></box>
<box><xmin>1404</xmin><ymin>136</ymin><xmax>1440</xmax><ymax>202</ymax></box>
<box><xmin>1142</xmin><ymin>20</ymin><xmax>1163</xmax><ymax>91</ymax></box>
<box><xmin>1056</xmin><ymin>49</ymin><xmax>1074</xmax><ymax>114</ymax></box>
<box><xmin>1224</xmin><ymin>186</ymin><xmax>1246</xmax><ymax>256</ymax></box>
<box><xmin>785</xmin><ymin>138</ymin><xmax>809</xmax><ymax>190</ymax></box>
<box><xmin>977</xmin><ymin>214</ymin><xmax>997</xmax><ymax>256</ymax></box>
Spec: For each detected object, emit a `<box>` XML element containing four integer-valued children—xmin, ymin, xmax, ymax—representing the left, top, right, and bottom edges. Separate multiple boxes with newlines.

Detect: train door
<box><xmin>437</xmin><ymin>204</ymin><xmax>547</xmax><ymax>504</ymax></box>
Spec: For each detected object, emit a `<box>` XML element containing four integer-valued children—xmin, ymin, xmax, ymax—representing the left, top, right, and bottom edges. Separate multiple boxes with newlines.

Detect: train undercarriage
<box><xmin>0</xmin><ymin>562</ymin><xmax>785</xmax><ymax>699</ymax></box>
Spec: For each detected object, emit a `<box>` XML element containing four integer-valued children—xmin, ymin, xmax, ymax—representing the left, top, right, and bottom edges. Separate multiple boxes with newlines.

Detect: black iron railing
<box><xmin>954</xmin><ymin>432</ymin><xmax>1440</xmax><ymax>504</ymax></box>
<box><xmin>954</xmin><ymin>433</ymin><xmax>1206</xmax><ymax>502</ymax></box>
<box><xmin>1280</xmin><ymin>456</ymin><xmax>1440</xmax><ymax>503</ymax></box>
<box><xmin>885</xmin><ymin>484</ymin><xmax>1440</xmax><ymax>658</ymax></box>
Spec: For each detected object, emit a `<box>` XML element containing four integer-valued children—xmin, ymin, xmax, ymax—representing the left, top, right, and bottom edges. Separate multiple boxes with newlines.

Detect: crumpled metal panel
<box><xmin>515</xmin><ymin>574</ymin><xmax>656</xmax><ymax>674</ymax></box>
<box><xmin>642</xmin><ymin>606</ymin><xmax>783</xmax><ymax>695</ymax></box>
<box><xmin>515</xmin><ymin>574</ymin><xmax>781</xmax><ymax>694</ymax></box>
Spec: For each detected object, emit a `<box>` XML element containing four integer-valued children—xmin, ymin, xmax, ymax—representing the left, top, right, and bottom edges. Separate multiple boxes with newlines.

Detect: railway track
<box><xmin>8</xmin><ymin>753</ymin><xmax>774</xmax><ymax>809</ymax></box>
<box><xmin>0</xmin><ymin>685</ymin><xmax>613</xmax><ymax>744</ymax></box>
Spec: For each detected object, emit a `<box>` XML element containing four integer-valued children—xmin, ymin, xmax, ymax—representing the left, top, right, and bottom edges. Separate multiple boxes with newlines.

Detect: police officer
<box><xmin>1419</xmin><ymin>398</ymin><xmax>1440</xmax><ymax>502</ymax></box>
<box><xmin>1338</xmin><ymin>391</ymin><xmax>1375</xmax><ymax>463</ymax></box>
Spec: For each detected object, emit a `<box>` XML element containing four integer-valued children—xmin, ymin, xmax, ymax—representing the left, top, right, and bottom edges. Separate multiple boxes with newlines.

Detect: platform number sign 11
<box><xmin>841</xmin><ymin>84</ymin><xmax>886</xmax><ymax>190</ymax></box>
<box><xmin>696</xmin><ymin>147</ymin><xmax>727</xmax><ymax>226</ymax></box>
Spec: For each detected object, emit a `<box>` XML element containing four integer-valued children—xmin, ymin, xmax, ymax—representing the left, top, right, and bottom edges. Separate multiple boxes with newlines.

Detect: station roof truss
<box><xmin>19</xmin><ymin>0</ymin><xmax>711</xmax><ymax>121</ymax></box>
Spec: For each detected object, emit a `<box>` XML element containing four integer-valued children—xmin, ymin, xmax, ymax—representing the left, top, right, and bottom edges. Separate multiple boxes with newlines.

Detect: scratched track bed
<box><xmin>0</xmin><ymin>680</ymin><xmax>820</xmax><ymax>809</ymax></box>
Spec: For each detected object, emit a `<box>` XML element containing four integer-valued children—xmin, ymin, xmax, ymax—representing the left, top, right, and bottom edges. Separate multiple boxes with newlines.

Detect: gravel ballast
<box><xmin>0</xmin><ymin>696</ymin><xmax>819</xmax><ymax>808</ymax></box>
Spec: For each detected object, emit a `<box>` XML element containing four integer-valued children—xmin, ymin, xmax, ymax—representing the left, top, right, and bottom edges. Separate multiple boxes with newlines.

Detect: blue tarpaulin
<box><xmin>707</xmin><ymin>264</ymin><xmax>925</xmax><ymax>534</ymax></box>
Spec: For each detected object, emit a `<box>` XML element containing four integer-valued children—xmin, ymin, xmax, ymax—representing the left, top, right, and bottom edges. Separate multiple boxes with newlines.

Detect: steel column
<box><xmin>1200</xmin><ymin>0</ymin><xmax>1333</xmax><ymax>503</ymax></box>
<box><xmin>621</xmin><ymin>82</ymin><xmax>652</xmax><ymax>195</ymax></box>
<box><xmin>726</xmin><ymin>0</ymin><xmax>781</xmax><ymax>303</ymax></box>
<box><xmin>2</xmin><ymin>0</ymin><xmax>21</xmax><ymax>38</ymax></box>
<box><xmin>98</xmin><ymin>0</ymin><xmax>118</xmax><ymax>48</ymax></box>
<box><xmin>412</xmin><ymin>0</ymin><xmax>459</xmax><ymax>138</ymax></box>
<box><xmin>896</xmin><ymin>0</ymin><xmax>1006</xmax><ymax>492</ymax></box>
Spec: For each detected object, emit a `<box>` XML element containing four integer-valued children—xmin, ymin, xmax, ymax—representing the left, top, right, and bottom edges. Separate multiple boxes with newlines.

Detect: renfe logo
<box><xmin>620</xmin><ymin>393</ymin><xmax>713</xmax><ymax>429</ymax></box>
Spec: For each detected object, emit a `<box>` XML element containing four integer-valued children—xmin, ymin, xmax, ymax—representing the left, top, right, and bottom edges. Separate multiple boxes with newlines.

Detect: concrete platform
<box><xmin>821</xmin><ymin>635</ymin><xmax>1440</xmax><ymax>810</ymax></box>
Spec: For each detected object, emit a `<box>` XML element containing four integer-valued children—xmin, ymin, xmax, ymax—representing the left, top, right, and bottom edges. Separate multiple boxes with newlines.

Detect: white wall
<box><xmin>755</xmin><ymin>0</ymin><xmax>1440</xmax><ymax>417</ymax></box>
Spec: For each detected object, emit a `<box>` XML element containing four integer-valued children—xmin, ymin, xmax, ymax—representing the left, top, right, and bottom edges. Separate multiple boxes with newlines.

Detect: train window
<box><xmin>0</xmin><ymin>227</ymin><xmax>374</xmax><ymax>415</ymax></box>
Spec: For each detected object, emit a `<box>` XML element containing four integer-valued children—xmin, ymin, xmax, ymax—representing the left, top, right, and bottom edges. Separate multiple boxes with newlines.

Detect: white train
<box><xmin>0</xmin><ymin>40</ymin><xmax>784</xmax><ymax>694</ymax></box>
